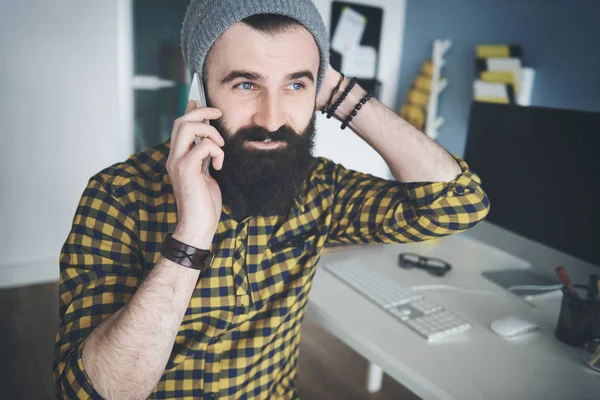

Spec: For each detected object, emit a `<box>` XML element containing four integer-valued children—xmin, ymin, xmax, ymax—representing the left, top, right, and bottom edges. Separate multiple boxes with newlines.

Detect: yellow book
<box><xmin>480</xmin><ymin>70</ymin><xmax>519</xmax><ymax>93</ymax></box>
<box><xmin>475</xmin><ymin>96</ymin><xmax>510</xmax><ymax>104</ymax></box>
<box><xmin>473</xmin><ymin>80</ymin><xmax>515</xmax><ymax>104</ymax></box>
<box><xmin>476</xmin><ymin>44</ymin><xmax>522</xmax><ymax>58</ymax></box>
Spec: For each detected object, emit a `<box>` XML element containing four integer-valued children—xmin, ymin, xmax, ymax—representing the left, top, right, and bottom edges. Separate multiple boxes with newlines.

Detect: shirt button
<box><xmin>455</xmin><ymin>185</ymin><xmax>465</xmax><ymax>194</ymax></box>
<box><xmin>206</xmin><ymin>393</ymin><xmax>217</xmax><ymax>400</ymax></box>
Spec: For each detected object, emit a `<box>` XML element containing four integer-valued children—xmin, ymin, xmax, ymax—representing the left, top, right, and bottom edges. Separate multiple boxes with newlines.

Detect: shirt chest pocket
<box><xmin>250</xmin><ymin>232</ymin><xmax>320</xmax><ymax>305</ymax></box>
<box><xmin>269</xmin><ymin>233</ymin><xmax>314</xmax><ymax>253</ymax></box>
<box><xmin>268</xmin><ymin>229</ymin><xmax>320</xmax><ymax>261</ymax></box>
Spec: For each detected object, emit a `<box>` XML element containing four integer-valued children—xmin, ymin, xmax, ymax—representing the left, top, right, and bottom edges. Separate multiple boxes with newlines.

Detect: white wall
<box><xmin>313</xmin><ymin>0</ymin><xmax>407</xmax><ymax>179</ymax></box>
<box><xmin>0</xmin><ymin>0</ymin><xmax>133</xmax><ymax>288</ymax></box>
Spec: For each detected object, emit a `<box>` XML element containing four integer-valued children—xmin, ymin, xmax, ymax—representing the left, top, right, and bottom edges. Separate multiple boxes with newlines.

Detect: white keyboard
<box><xmin>324</xmin><ymin>260</ymin><xmax>471</xmax><ymax>342</ymax></box>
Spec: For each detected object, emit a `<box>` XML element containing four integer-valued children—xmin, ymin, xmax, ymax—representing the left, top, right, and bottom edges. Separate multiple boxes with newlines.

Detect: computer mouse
<box><xmin>490</xmin><ymin>315</ymin><xmax>539</xmax><ymax>338</ymax></box>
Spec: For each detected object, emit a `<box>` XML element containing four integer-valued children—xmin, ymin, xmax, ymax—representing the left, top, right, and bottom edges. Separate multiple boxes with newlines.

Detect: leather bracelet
<box><xmin>341</xmin><ymin>92</ymin><xmax>373</xmax><ymax>130</ymax></box>
<box><xmin>321</xmin><ymin>73</ymin><xmax>345</xmax><ymax>114</ymax></box>
<box><xmin>160</xmin><ymin>233</ymin><xmax>215</xmax><ymax>272</ymax></box>
<box><xmin>327</xmin><ymin>77</ymin><xmax>357</xmax><ymax>119</ymax></box>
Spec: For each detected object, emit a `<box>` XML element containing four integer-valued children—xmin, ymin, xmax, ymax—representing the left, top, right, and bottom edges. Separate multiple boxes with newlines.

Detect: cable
<box><xmin>410</xmin><ymin>283</ymin><xmax>563</xmax><ymax>296</ymax></box>
<box><xmin>507</xmin><ymin>284</ymin><xmax>563</xmax><ymax>293</ymax></box>
<box><xmin>411</xmin><ymin>284</ymin><xmax>500</xmax><ymax>296</ymax></box>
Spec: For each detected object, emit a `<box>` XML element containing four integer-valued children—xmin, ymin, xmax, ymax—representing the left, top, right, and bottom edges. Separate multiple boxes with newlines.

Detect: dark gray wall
<box><xmin>397</xmin><ymin>0</ymin><xmax>600</xmax><ymax>157</ymax></box>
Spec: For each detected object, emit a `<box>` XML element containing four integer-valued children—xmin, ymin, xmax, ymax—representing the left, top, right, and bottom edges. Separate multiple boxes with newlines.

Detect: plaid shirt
<box><xmin>54</xmin><ymin>140</ymin><xmax>490</xmax><ymax>399</ymax></box>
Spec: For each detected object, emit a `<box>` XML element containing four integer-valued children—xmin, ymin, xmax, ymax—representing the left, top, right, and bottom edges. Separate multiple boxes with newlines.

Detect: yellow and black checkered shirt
<box><xmin>54</xmin><ymin>140</ymin><xmax>490</xmax><ymax>399</ymax></box>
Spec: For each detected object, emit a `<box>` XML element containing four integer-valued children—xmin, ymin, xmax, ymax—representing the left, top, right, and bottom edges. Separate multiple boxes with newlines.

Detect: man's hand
<box><xmin>316</xmin><ymin>64</ymin><xmax>342</xmax><ymax>111</ymax></box>
<box><xmin>167</xmin><ymin>101</ymin><xmax>225</xmax><ymax>249</ymax></box>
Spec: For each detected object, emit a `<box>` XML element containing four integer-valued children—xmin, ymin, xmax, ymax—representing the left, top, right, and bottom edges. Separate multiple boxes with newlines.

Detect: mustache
<box><xmin>213</xmin><ymin>115</ymin><xmax>317</xmax><ymax>157</ymax></box>
<box><xmin>230</xmin><ymin>124</ymin><xmax>300</xmax><ymax>143</ymax></box>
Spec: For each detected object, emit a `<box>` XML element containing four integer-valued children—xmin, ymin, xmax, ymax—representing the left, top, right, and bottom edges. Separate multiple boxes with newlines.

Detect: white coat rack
<box><xmin>425</xmin><ymin>39</ymin><xmax>452</xmax><ymax>141</ymax></box>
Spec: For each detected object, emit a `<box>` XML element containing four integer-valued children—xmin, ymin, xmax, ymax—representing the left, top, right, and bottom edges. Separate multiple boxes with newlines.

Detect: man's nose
<box><xmin>252</xmin><ymin>91</ymin><xmax>286</xmax><ymax>133</ymax></box>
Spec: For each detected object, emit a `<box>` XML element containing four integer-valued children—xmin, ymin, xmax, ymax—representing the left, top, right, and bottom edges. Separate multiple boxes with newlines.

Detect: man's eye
<box><xmin>290</xmin><ymin>83</ymin><xmax>305</xmax><ymax>91</ymax></box>
<box><xmin>237</xmin><ymin>82</ymin><xmax>255</xmax><ymax>90</ymax></box>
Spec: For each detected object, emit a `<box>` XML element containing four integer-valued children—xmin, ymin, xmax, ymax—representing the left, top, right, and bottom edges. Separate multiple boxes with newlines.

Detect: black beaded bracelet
<box><xmin>321</xmin><ymin>73</ymin><xmax>345</xmax><ymax>114</ymax></box>
<box><xmin>341</xmin><ymin>92</ymin><xmax>373</xmax><ymax>130</ymax></box>
<box><xmin>327</xmin><ymin>77</ymin><xmax>357</xmax><ymax>119</ymax></box>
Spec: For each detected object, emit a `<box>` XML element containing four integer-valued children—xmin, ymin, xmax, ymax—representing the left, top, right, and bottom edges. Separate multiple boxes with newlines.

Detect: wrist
<box><xmin>330</xmin><ymin>78</ymin><xmax>367</xmax><ymax>120</ymax></box>
<box><xmin>171</xmin><ymin>228</ymin><xmax>214</xmax><ymax>250</ymax></box>
<box><xmin>318</xmin><ymin>69</ymin><xmax>343</xmax><ymax>111</ymax></box>
<box><xmin>324</xmin><ymin>69</ymin><xmax>342</xmax><ymax>94</ymax></box>
<box><xmin>161</xmin><ymin>233</ymin><xmax>215</xmax><ymax>273</ymax></box>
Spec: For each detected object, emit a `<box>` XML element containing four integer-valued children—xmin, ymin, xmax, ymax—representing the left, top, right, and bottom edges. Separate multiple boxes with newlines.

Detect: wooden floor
<box><xmin>0</xmin><ymin>282</ymin><xmax>420</xmax><ymax>400</ymax></box>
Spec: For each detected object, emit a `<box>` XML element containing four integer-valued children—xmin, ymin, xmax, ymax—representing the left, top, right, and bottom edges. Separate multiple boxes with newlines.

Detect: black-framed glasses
<box><xmin>398</xmin><ymin>252</ymin><xmax>452</xmax><ymax>277</ymax></box>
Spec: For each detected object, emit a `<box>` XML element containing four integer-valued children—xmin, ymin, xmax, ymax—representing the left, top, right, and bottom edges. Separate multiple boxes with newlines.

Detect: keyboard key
<box><xmin>410</xmin><ymin>299</ymin><xmax>443</xmax><ymax>314</ymax></box>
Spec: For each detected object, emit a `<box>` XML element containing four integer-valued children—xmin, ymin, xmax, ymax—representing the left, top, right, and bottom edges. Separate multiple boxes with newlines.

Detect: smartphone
<box><xmin>188</xmin><ymin>72</ymin><xmax>212</xmax><ymax>174</ymax></box>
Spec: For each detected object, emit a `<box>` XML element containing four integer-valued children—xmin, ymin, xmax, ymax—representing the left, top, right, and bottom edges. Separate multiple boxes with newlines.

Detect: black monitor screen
<box><xmin>464</xmin><ymin>102</ymin><xmax>600</xmax><ymax>267</ymax></box>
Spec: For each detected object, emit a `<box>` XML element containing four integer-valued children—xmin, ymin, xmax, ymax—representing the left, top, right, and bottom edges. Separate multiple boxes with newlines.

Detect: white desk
<box><xmin>308</xmin><ymin>225</ymin><xmax>600</xmax><ymax>400</ymax></box>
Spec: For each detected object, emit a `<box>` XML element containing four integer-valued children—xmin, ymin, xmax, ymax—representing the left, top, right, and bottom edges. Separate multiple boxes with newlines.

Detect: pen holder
<box><xmin>555</xmin><ymin>285</ymin><xmax>600</xmax><ymax>347</ymax></box>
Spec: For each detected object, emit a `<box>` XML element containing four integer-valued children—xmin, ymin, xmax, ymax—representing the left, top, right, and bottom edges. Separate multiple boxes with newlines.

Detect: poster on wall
<box><xmin>330</xmin><ymin>1</ymin><xmax>384</xmax><ymax>99</ymax></box>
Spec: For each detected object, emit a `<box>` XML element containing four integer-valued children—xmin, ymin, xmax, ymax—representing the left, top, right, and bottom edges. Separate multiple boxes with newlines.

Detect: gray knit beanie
<box><xmin>181</xmin><ymin>0</ymin><xmax>330</xmax><ymax>93</ymax></box>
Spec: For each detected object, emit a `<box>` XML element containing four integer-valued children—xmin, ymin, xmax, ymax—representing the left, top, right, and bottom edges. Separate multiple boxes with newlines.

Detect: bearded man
<box><xmin>53</xmin><ymin>1</ymin><xmax>490</xmax><ymax>399</ymax></box>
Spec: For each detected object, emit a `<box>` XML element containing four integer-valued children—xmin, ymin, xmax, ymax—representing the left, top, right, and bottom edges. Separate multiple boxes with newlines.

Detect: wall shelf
<box><xmin>133</xmin><ymin>75</ymin><xmax>176</xmax><ymax>90</ymax></box>
<box><xmin>425</xmin><ymin>39</ymin><xmax>452</xmax><ymax>141</ymax></box>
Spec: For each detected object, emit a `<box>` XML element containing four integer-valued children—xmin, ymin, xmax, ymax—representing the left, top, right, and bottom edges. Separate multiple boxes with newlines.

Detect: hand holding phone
<box><xmin>188</xmin><ymin>72</ymin><xmax>212</xmax><ymax>174</ymax></box>
<box><xmin>166</xmin><ymin>75</ymin><xmax>225</xmax><ymax>248</ymax></box>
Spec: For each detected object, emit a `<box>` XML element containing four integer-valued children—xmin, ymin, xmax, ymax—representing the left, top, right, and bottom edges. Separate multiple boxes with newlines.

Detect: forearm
<box><xmin>325</xmin><ymin>74</ymin><xmax>461</xmax><ymax>183</ymax></box>
<box><xmin>82</xmin><ymin>257</ymin><xmax>200</xmax><ymax>400</ymax></box>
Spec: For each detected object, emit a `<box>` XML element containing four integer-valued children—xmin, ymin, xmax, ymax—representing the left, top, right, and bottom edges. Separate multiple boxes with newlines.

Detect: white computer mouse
<box><xmin>490</xmin><ymin>315</ymin><xmax>539</xmax><ymax>338</ymax></box>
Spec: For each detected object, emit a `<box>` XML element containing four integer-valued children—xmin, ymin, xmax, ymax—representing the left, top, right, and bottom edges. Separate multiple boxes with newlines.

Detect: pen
<box><xmin>588</xmin><ymin>347</ymin><xmax>600</xmax><ymax>368</ymax></box>
<box><xmin>588</xmin><ymin>274</ymin><xmax>599</xmax><ymax>301</ymax></box>
<box><xmin>555</xmin><ymin>266</ymin><xmax>580</xmax><ymax>299</ymax></box>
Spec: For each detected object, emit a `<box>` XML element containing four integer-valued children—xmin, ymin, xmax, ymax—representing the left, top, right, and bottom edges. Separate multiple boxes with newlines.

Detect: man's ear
<box><xmin>203</xmin><ymin>78</ymin><xmax>212</xmax><ymax>108</ymax></box>
<box><xmin>202</xmin><ymin>54</ymin><xmax>213</xmax><ymax>107</ymax></box>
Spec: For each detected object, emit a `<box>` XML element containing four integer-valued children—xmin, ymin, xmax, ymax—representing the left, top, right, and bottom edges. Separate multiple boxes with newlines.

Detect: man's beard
<box><xmin>210</xmin><ymin>114</ymin><xmax>317</xmax><ymax>221</ymax></box>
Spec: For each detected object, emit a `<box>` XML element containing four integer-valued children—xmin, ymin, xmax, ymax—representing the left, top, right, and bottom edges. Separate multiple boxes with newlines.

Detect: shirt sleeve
<box><xmin>326</xmin><ymin>156</ymin><xmax>490</xmax><ymax>244</ymax></box>
<box><xmin>53</xmin><ymin>177</ymin><xmax>143</xmax><ymax>399</ymax></box>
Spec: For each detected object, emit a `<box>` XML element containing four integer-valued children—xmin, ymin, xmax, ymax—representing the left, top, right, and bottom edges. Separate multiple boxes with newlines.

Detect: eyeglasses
<box><xmin>398</xmin><ymin>252</ymin><xmax>452</xmax><ymax>277</ymax></box>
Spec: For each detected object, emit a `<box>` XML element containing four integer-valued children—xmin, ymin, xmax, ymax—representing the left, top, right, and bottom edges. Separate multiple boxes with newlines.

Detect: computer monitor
<box><xmin>464</xmin><ymin>102</ymin><xmax>600</xmax><ymax>268</ymax></box>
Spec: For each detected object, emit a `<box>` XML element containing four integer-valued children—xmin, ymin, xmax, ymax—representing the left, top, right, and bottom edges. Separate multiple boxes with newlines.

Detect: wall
<box><xmin>0</xmin><ymin>0</ymin><xmax>133</xmax><ymax>288</ymax></box>
<box><xmin>313</xmin><ymin>0</ymin><xmax>407</xmax><ymax>179</ymax></box>
<box><xmin>397</xmin><ymin>0</ymin><xmax>600</xmax><ymax>158</ymax></box>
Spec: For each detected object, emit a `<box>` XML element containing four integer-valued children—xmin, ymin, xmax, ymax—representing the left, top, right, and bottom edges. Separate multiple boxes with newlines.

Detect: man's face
<box><xmin>204</xmin><ymin>21</ymin><xmax>320</xmax><ymax>145</ymax></box>
<box><xmin>203</xmin><ymin>21</ymin><xmax>321</xmax><ymax>219</ymax></box>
